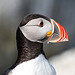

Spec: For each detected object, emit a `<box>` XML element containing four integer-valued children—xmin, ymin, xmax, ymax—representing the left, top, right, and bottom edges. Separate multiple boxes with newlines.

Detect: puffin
<box><xmin>3</xmin><ymin>14</ymin><xmax>69</xmax><ymax>75</ymax></box>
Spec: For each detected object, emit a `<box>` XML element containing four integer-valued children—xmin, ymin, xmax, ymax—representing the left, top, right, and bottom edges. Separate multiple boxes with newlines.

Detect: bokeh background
<box><xmin>0</xmin><ymin>0</ymin><xmax>75</xmax><ymax>75</ymax></box>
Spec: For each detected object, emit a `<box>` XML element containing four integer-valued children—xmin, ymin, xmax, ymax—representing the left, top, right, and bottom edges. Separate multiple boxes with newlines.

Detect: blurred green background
<box><xmin>0</xmin><ymin>0</ymin><xmax>75</xmax><ymax>75</ymax></box>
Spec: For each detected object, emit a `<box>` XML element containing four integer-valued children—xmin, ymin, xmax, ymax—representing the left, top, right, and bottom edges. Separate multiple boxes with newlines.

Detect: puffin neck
<box><xmin>15</xmin><ymin>27</ymin><xmax>45</xmax><ymax>64</ymax></box>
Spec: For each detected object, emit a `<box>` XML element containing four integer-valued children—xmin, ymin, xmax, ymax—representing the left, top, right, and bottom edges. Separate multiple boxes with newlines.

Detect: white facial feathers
<box><xmin>20</xmin><ymin>18</ymin><xmax>52</xmax><ymax>42</ymax></box>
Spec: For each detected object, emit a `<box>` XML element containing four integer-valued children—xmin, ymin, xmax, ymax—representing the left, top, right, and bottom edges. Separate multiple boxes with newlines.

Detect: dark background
<box><xmin>0</xmin><ymin>0</ymin><xmax>75</xmax><ymax>74</ymax></box>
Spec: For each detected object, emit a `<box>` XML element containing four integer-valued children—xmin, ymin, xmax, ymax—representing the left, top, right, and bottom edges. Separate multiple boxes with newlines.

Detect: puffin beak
<box><xmin>48</xmin><ymin>19</ymin><xmax>69</xmax><ymax>43</ymax></box>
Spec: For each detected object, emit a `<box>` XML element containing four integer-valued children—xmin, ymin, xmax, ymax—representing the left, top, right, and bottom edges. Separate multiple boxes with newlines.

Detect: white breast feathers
<box><xmin>8</xmin><ymin>54</ymin><xmax>56</xmax><ymax>75</ymax></box>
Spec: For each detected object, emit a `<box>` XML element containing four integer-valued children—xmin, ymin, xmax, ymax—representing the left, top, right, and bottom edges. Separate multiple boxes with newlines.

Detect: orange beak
<box><xmin>48</xmin><ymin>19</ymin><xmax>69</xmax><ymax>43</ymax></box>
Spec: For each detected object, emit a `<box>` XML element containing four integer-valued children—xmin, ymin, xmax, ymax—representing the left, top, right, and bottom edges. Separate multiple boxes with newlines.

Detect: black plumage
<box><xmin>20</xmin><ymin>14</ymin><xmax>50</xmax><ymax>27</ymax></box>
<box><xmin>3</xmin><ymin>14</ymin><xmax>49</xmax><ymax>75</ymax></box>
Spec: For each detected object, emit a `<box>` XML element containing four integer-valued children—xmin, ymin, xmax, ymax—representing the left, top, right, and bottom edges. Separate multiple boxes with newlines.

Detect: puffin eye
<box><xmin>39</xmin><ymin>21</ymin><xmax>44</xmax><ymax>27</ymax></box>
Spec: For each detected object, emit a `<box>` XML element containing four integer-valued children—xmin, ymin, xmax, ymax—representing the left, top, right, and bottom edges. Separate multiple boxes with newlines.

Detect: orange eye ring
<box><xmin>39</xmin><ymin>21</ymin><xmax>44</xmax><ymax>27</ymax></box>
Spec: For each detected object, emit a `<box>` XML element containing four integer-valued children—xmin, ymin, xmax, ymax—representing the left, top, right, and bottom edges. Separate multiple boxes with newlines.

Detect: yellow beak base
<box><xmin>46</xmin><ymin>31</ymin><xmax>52</xmax><ymax>37</ymax></box>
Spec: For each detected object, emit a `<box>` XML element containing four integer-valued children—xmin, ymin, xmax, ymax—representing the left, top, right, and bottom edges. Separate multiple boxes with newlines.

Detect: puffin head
<box><xmin>19</xmin><ymin>14</ymin><xmax>69</xmax><ymax>43</ymax></box>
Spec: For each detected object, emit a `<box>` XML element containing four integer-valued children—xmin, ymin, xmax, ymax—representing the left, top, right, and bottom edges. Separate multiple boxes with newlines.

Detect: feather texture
<box><xmin>8</xmin><ymin>54</ymin><xmax>56</xmax><ymax>75</ymax></box>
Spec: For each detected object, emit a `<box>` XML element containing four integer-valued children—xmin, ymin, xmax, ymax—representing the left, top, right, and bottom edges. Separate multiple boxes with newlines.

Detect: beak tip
<box><xmin>58</xmin><ymin>31</ymin><xmax>69</xmax><ymax>42</ymax></box>
<box><xmin>49</xmin><ymin>19</ymin><xmax>69</xmax><ymax>43</ymax></box>
<box><xmin>56</xmin><ymin>21</ymin><xmax>69</xmax><ymax>42</ymax></box>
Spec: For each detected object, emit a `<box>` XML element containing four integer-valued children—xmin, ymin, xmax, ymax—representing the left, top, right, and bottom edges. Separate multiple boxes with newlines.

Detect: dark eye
<box><xmin>39</xmin><ymin>21</ymin><xmax>44</xmax><ymax>27</ymax></box>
